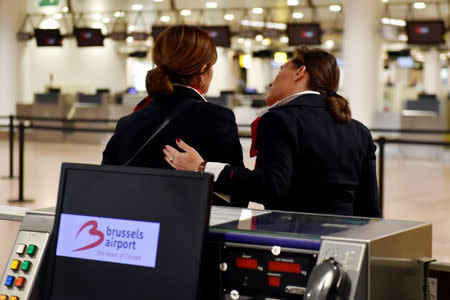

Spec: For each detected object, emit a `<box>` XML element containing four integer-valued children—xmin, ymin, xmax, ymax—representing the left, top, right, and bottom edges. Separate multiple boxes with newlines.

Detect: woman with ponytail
<box><xmin>164</xmin><ymin>47</ymin><xmax>380</xmax><ymax>217</ymax></box>
<box><xmin>102</xmin><ymin>25</ymin><xmax>243</xmax><ymax>174</ymax></box>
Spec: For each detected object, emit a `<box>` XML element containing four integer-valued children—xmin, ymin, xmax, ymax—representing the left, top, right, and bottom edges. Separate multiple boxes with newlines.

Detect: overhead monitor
<box><xmin>47</xmin><ymin>163</ymin><xmax>213</xmax><ymax>300</ymax></box>
<box><xmin>287</xmin><ymin>23</ymin><xmax>322</xmax><ymax>46</ymax></box>
<box><xmin>201</xmin><ymin>26</ymin><xmax>231</xmax><ymax>47</ymax></box>
<box><xmin>74</xmin><ymin>28</ymin><xmax>104</xmax><ymax>46</ymax></box>
<box><xmin>34</xmin><ymin>29</ymin><xmax>63</xmax><ymax>46</ymax></box>
<box><xmin>406</xmin><ymin>20</ymin><xmax>446</xmax><ymax>45</ymax></box>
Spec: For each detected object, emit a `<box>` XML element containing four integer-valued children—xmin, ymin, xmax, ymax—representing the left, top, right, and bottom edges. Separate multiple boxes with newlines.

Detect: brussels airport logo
<box><xmin>73</xmin><ymin>220</ymin><xmax>104</xmax><ymax>252</ymax></box>
<box><xmin>56</xmin><ymin>214</ymin><xmax>160</xmax><ymax>268</ymax></box>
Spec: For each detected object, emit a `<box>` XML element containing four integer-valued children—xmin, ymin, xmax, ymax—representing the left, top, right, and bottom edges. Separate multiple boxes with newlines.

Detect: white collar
<box><xmin>172</xmin><ymin>83</ymin><xmax>207</xmax><ymax>102</ymax></box>
<box><xmin>258</xmin><ymin>90</ymin><xmax>320</xmax><ymax>116</ymax></box>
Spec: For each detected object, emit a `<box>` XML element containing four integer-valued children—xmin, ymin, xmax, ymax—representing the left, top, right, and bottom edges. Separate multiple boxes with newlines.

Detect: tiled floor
<box><xmin>0</xmin><ymin>137</ymin><xmax>449</xmax><ymax>266</ymax></box>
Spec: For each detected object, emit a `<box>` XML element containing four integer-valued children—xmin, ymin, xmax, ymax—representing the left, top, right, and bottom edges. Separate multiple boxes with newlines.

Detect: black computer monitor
<box><xmin>47</xmin><ymin>163</ymin><xmax>213</xmax><ymax>300</ymax></box>
<box><xmin>74</xmin><ymin>28</ymin><xmax>104</xmax><ymax>47</ymax></box>
<box><xmin>34</xmin><ymin>29</ymin><xmax>63</xmax><ymax>47</ymax></box>
<box><xmin>287</xmin><ymin>23</ymin><xmax>322</xmax><ymax>46</ymax></box>
<box><xmin>406</xmin><ymin>20</ymin><xmax>446</xmax><ymax>45</ymax></box>
<box><xmin>201</xmin><ymin>26</ymin><xmax>231</xmax><ymax>47</ymax></box>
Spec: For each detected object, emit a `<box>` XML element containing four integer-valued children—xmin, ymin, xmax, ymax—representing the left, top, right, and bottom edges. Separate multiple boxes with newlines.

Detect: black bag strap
<box><xmin>123</xmin><ymin>100</ymin><xmax>201</xmax><ymax>166</ymax></box>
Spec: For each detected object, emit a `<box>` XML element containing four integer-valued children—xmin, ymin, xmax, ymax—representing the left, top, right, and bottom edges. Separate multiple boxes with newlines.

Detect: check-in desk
<box><xmin>0</xmin><ymin>206</ymin><xmax>443</xmax><ymax>300</ymax></box>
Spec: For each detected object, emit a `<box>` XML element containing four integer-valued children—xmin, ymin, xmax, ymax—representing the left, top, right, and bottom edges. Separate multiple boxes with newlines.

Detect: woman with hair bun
<box><xmin>102</xmin><ymin>25</ymin><xmax>243</xmax><ymax>172</ymax></box>
<box><xmin>164</xmin><ymin>47</ymin><xmax>380</xmax><ymax>218</ymax></box>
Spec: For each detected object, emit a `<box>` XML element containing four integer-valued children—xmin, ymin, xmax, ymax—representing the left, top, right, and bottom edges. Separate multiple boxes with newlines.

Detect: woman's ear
<box><xmin>200</xmin><ymin>64</ymin><xmax>208</xmax><ymax>74</ymax></box>
<box><xmin>295</xmin><ymin>65</ymin><xmax>307</xmax><ymax>79</ymax></box>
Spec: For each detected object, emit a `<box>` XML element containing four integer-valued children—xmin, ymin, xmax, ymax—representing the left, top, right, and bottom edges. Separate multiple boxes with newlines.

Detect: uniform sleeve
<box><xmin>101</xmin><ymin>118</ymin><xmax>124</xmax><ymax>165</ymax></box>
<box><xmin>355</xmin><ymin>133</ymin><xmax>381</xmax><ymax>218</ymax></box>
<box><xmin>215</xmin><ymin>111</ymin><xmax>296</xmax><ymax>208</ymax></box>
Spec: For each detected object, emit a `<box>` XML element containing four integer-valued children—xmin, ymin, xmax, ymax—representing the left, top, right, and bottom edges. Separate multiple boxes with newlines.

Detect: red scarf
<box><xmin>250</xmin><ymin>116</ymin><xmax>261</xmax><ymax>158</ymax></box>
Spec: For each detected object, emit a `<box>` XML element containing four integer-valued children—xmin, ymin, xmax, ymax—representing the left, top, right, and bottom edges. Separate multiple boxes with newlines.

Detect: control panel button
<box><xmin>10</xmin><ymin>297</ymin><xmax>18</xmax><ymax>300</ymax></box>
<box><xmin>10</xmin><ymin>260</ymin><xmax>20</xmax><ymax>271</ymax></box>
<box><xmin>0</xmin><ymin>295</ymin><xmax>8</xmax><ymax>300</ymax></box>
<box><xmin>15</xmin><ymin>277</ymin><xmax>25</xmax><ymax>289</ymax></box>
<box><xmin>268</xmin><ymin>276</ymin><xmax>281</xmax><ymax>287</ymax></box>
<box><xmin>26</xmin><ymin>245</ymin><xmax>37</xmax><ymax>257</ymax></box>
<box><xmin>21</xmin><ymin>261</ymin><xmax>31</xmax><ymax>273</ymax></box>
<box><xmin>16</xmin><ymin>244</ymin><xmax>26</xmax><ymax>255</ymax></box>
<box><xmin>5</xmin><ymin>276</ymin><xmax>15</xmax><ymax>287</ymax></box>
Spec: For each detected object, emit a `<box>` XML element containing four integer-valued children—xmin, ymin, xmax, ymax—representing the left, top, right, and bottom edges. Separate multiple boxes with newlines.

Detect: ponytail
<box><xmin>145</xmin><ymin>66</ymin><xmax>174</xmax><ymax>99</ymax></box>
<box><xmin>326</xmin><ymin>92</ymin><xmax>351</xmax><ymax>123</ymax></box>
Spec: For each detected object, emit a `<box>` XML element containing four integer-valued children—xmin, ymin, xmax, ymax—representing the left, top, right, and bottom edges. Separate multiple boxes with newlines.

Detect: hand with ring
<box><xmin>163</xmin><ymin>138</ymin><xmax>205</xmax><ymax>171</ymax></box>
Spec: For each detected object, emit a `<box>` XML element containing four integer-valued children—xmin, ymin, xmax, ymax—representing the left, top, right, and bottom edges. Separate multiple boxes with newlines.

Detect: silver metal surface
<box><xmin>0</xmin><ymin>205</ymin><xmax>29</xmax><ymax>222</ymax></box>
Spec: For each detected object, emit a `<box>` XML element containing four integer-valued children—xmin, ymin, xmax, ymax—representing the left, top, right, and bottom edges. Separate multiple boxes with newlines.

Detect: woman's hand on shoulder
<box><xmin>163</xmin><ymin>139</ymin><xmax>205</xmax><ymax>171</ymax></box>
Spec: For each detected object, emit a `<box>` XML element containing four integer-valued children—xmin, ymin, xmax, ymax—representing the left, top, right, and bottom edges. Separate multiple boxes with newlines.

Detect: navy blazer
<box><xmin>102</xmin><ymin>86</ymin><xmax>243</xmax><ymax>169</ymax></box>
<box><xmin>216</xmin><ymin>93</ymin><xmax>381</xmax><ymax>218</ymax></box>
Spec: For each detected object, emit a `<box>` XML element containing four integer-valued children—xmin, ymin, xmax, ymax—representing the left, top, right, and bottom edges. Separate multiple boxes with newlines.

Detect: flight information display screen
<box><xmin>48</xmin><ymin>163</ymin><xmax>212</xmax><ymax>300</ymax></box>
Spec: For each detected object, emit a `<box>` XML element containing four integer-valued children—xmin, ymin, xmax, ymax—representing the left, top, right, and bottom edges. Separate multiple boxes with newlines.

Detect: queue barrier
<box><xmin>2</xmin><ymin>114</ymin><xmax>450</xmax><ymax>217</ymax></box>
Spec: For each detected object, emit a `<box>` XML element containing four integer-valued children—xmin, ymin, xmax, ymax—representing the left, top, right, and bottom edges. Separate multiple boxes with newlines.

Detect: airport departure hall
<box><xmin>0</xmin><ymin>0</ymin><xmax>449</xmax><ymax>299</ymax></box>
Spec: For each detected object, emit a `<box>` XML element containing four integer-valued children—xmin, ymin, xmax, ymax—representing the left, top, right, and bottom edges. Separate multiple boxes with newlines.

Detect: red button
<box><xmin>268</xmin><ymin>276</ymin><xmax>281</xmax><ymax>287</ymax></box>
<box><xmin>15</xmin><ymin>277</ymin><xmax>25</xmax><ymax>288</ymax></box>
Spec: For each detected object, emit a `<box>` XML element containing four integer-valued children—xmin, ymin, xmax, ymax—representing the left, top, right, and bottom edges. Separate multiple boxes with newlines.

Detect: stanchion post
<box><xmin>9</xmin><ymin>121</ymin><xmax>33</xmax><ymax>203</ymax></box>
<box><xmin>378</xmin><ymin>137</ymin><xmax>385</xmax><ymax>217</ymax></box>
<box><xmin>9</xmin><ymin>115</ymin><xmax>14</xmax><ymax>178</ymax></box>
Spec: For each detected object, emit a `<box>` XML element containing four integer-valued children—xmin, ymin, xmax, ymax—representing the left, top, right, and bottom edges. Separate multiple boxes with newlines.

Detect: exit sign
<box><xmin>40</xmin><ymin>0</ymin><xmax>59</xmax><ymax>6</ymax></box>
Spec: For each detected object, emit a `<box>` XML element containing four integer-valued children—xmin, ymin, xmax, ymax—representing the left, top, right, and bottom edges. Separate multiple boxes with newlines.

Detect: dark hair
<box><xmin>292</xmin><ymin>47</ymin><xmax>351</xmax><ymax>123</ymax></box>
<box><xmin>146</xmin><ymin>25</ymin><xmax>218</xmax><ymax>99</ymax></box>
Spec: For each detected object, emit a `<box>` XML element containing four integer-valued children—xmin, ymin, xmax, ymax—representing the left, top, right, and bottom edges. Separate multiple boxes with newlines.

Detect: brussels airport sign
<box><xmin>56</xmin><ymin>214</ymin><xmax>160</xmax><ymax>268</ymax></box>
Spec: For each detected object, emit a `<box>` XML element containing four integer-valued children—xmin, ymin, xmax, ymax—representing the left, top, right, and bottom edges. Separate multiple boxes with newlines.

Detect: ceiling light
<box><xmin>324</xmin><ymin>39</ymin><xmax>335</xmax><ymax>49</ymax></box>
<box><xmin>382</xmin><ymin>0</ymin><xmax>388</xmax><ymax>2</ymax></box>
<box><xmin>128</xmin><ymin>25</ymin><xmax>136</xmax><ymax>32</ymax></box>
<box><xmin>126</xmin><ymin>36</ymin><xmax>134</xmax><ymax>43</ymax></box>
<box><xmin>92</xmin><ymin>22</ymin><xmax>104</xmax><ymax>30</ymax></box>
<box><xmin>440</xmin><ymin>53</ymin><xmax>446</xmax><ymax>60</ymax></box>
<box><xmin>131</xmin><ymin>4</ymin><xmax>143</xmax><ymax>11</ymax></box>
<box><xmin>62</xmin><ymin>6</ymin><xmax>69</xmax><ymax>13</ymax></box>
<box><xmin>180</xmin><ymin>9</ymin><xmax>192</xmax><ymax>16</ymax></box>
<box><xmin>255</xmin><ymin>34</ymin><xmax>263</xmax><ymax>42</ymax></box>
<box><xmin>381</xmin><ymin>17</ymin><xmax>406</xmax><ymax>27</ymax></box>
<box><xmin>262</xmin><ymin>38</ymin><xmax>271</xmax><ymax>46</ymax></box>
<box><xmin>114</xmin><ymin>11</ymin><xmax>125</xmax><ymax>18</ymax></box>
<box><xmin>160</xmin><ymin>15</ymin><xmax>170</xmax><ymax>22</ymax></box>
<box><xmin>53</xmin><ymin>13</ymin><xmax>62</xmax><ymax>20</ymax></box>
<box><xmin>224</xmin><ymin>13</ymin><xmax>234</xmax><ymax>21</ymax></box>
<box><xmin>92</xmin><ymin>13</ymin><xmax>102</xmax><ymax>20</ymax></box>
<box><xmin>239</xmin><ymin>54</ymin><xmax>252</xmax><ymax>69</ymax></box>
<box><xmin>237</xmin><ymin>38</ymin><xmax>245</xmax><ymax>44</ymax></box>
<box><xmin>413</xmin><ymin>2</ymin><xmax>426</xmax><ymax>9</ymax></box>
<box><xmin>287</xmin><ymin>0</ymin><xmax>299</xmax><ymax>6</ymax></box>
<box><xmin>280</xmin><ymin>36</ymin><xmax>289</xmax><ymax>43</ymax></box>
<box><xmin>244</xmin><ymin>39</ymin><xmax>252</xmax><ymax>47</ymax></box>
<box><xmin>292</xmin><ymin>12</ymin><xmax>304</xmax><ymax>19</ymax></box>
<box><xmin>102</xmin><ymin>17</ymin><xmax>110</xmax><ymax>23</ymax></box>
<box><xmin>154</xmin><ymin>0</ymin><xmax>164</xmax><ymax>2</ymax></box>
<box><xmin>241</xmin><ymin>20</ymin><xmax>264</xmax><ymax>28</ymax></box>
<box><xmin>266</xmin><ymin>22</ymin><xmax>286</xmax><ymax>30</ymax></box>
<box><xmin>398</xmin><ymin>34</ymin><xmax>408</xmax><ymax>41</ymax></box>
<box><xmin>206</xmin><ymin>2</ymin><xmax>217</xmax><ymax>8</ymax></box>
<box><xmin>252</xmin><ymin>8</ymin><xmax>264</xmax><ymax>14</ymax></box>
<box><xmin>329</xmin><ymin>5</ymin><xmax>342</xmax><ymax>12</ymax></box>
<box><xmin>39</xmin><ymin>18</ymin><xmax>59</xmax><ymax>29</ymax></box>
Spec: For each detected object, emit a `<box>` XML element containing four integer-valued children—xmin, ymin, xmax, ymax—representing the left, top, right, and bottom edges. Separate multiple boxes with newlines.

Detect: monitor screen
<box><xmin>201</xmin><ymin>26</ymin><xmax>231</xmax><ymax>47</ymax></box>
<box><xmin>396</xmin><ymin>56</ymin><xmax>414</xmax><ymax>68</ymax></box>
<box><xmin>48</xmin><ymin>163</ymin><xmax>212</xmax><ymax>300</ymax></box>
<box><xmin>74</xmin><ymin>28</ymin><xmax>104</xmax><ymax>46</ymax></box>
<box><xmin>34</xmin><ymin>29</ymin><xmax>63</xmax><ymax>46</ymax></box>
<box><xmin>287</xmin><ymin>23</ymin><xmax>322</xmax><ymax>45</ymax></box>
<box><xmin>406</xmin><ymin>20</ymin><xmax>445</xmax><ymax>45</ymax></box>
